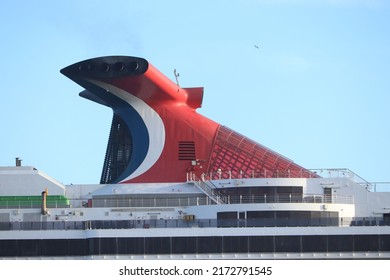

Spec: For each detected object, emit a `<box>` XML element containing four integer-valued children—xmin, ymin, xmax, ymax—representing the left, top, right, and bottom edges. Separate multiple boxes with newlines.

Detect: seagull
<box><xmin>254</xmin><ymin>44</ymin><xmax>260</xmax><ymax>49</ymax></box>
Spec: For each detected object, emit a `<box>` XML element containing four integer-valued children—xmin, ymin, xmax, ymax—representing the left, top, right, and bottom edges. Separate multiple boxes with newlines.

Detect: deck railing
<box><xmin>89</xmin><ymin>193</ymin><xmax>353</xmax><ymax>208</ymax></box>
<box><xmin>0</xmin><ymin>216</ymin><xmax>389</xmax><ymax>231</ymax></box>
<box><xmin>187</xmin><ymin>169</ymin><xmax>318</xmax><ymax>181</ymax></box>
<box><xmin>187</xmin><ymin>168</ymin><xmax>390</xmax><ymax>192</ymax></box>
<box><xmin>0</xmin><ymin>193</ymin><xmax>354</xmax><ymax>209</ymax></box>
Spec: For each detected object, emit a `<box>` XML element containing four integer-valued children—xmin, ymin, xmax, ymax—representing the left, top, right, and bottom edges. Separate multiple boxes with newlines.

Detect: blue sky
<box><xmin>1</xmin><ymin>0</ymin><xmax>389</xmax><ymax>184</ymax></box>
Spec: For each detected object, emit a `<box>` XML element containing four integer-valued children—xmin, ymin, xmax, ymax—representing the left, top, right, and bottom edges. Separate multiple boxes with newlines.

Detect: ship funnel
<box><xmin>61</xmin><ymin>55</ymin><xmax>317</xmax><ymax>183</ymax></box>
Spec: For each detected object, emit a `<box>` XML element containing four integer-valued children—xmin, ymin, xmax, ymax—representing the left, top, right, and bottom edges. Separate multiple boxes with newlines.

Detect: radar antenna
<box><xmin>174</xmin><ymin>69</ymin><xmax>180</xmax><ymax>87</ymax></box>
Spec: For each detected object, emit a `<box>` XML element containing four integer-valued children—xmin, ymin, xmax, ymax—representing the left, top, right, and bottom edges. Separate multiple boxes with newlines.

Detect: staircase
<box><xmin>189</xmin><ymin>175</ymin><xmax>226</xmax><ymax>204</ymax></box>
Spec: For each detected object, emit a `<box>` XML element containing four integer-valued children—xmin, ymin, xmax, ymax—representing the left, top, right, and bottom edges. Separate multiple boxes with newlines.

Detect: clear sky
<box><xmin>1</xmin><ymin>0</ymin><xmax>389</xmax><ymax>185</ymax></box>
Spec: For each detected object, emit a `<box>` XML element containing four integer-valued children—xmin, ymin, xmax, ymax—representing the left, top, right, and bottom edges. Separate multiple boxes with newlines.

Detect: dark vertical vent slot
<box><xmin>100</xmin><ymin>114</ymin><xmax>133</xmax><ymax>184</ymax></box>
<box><xmin>178</xmin><ymin>141</ymin><xmax>196</xmax><ymax>160</ymax></box>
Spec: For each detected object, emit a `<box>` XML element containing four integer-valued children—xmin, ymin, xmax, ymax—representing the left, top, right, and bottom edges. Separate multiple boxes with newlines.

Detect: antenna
<box><xmin>174</xmin><ymin>69</ymin><xmax>180</xmax><ymax>87</ymax></box>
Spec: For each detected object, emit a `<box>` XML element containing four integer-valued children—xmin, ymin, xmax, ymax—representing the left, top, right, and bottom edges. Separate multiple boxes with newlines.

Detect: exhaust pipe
<box><xmin>41</xmin><ymin>188</ymin><xmax>48</xmax><ymax>215</ymax></box>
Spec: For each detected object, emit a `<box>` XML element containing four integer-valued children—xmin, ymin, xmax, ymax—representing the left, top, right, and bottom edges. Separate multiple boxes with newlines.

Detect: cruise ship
<box><xmin>1</xmin><ymin>55</ymin><xmax>390</xmax><ymax>259</ymax></box>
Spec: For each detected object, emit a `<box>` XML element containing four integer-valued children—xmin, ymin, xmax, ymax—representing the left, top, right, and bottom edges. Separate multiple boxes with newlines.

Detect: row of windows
<box><xmin>218</xmin><ymin>211</ymin><xmax>338</xmax><ymax>219</ymax></box>
<box><xmin>217</xmin><ymin>211</ymin><xmax>339</xmax><ymax>227</ymax></box>
<box><xmin>1</xmin><ymin>235</ymin><xmax>390</xmax><ymax>257</ymax></box>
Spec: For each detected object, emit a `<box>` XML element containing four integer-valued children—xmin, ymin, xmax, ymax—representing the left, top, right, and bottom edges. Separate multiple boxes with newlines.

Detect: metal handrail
<box><xmin>87</xmin><ymin>193</ymin><xmax>353</xmax><ymax>208</ymax></box>
<box><xmin>1</xmin><ymin>216</ymin><xmax>389</xmax><ymax>231</ymax></box>
<box><xmin>187</xmin><ymin>169</ymin><xmax>390</xmax><ymax>192</ymax></box>
<box><xmin>191</xmin><ymin>179</ymin><xmax>226</xmax><ymax>204</ymax></box>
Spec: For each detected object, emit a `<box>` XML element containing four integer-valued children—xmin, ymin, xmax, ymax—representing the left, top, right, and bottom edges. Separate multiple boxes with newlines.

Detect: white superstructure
<box><xmin>1</xmin><ymin>165</ymin><xmax>390</xmax><ymax>259</ymax></box>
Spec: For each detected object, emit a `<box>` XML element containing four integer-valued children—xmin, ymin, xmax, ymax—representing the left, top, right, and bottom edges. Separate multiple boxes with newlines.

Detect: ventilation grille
<box><xmin>100</xmin><ymin>114</ymin><xmax>133</xmax><ymax>184</ymax></box>
<box><xmin>178</xmin><ymin>141</ymin><xmax>196</xmax><ymax>160</ymax></box>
